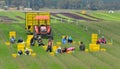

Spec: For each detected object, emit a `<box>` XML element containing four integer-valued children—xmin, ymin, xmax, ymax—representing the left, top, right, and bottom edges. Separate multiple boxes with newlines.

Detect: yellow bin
<box><xmin>12</xmin><ymin>54</ymin><xmax>17</xmax><ymax>58</ymax></box>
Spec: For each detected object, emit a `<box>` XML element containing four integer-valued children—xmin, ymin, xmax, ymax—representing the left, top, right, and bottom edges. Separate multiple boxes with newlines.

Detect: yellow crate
<box><xmin>42</xmin><ymin>46</ymin><xmax>47</xmax><ymax>50</ymax></box>
<box><xmin>85</xmin><ymin>49</ymin><xmax>89</xmax><ymax>52</ymax></box>
<box><xmin>17</xmin><ymin>43</ymin><xmax>25</xmax><ymax>47</ymax></box>
<box><xmin>101</xmin><ymin>48</ymin><xmax>106</xmax><ymax>52</ymax></box>
<box><xmin>12</xmin><ymin>53</ymin><xmax>17</xmax><ymax>58</ymax></box>
<box><xmin>81</xmin><ymin>10</ymin><xmax>86</xmax><ymax>14</ymax></box>
<box><xmin>49</xmin><ymin>52</ymin><xmax>54</xmax><ymax>56</ymax></box>
<box><xmin>17</xmin><ymin>43</ymin><xmax>25</xmax><ymax>52</ymax></box>
<box><xmin>72</xmin><ymin>41</ymin><xmax>76</xmax><ymax>44</ymax></box>
<box><xmin>92</xmin><ymin>34</ymin><xmax>98</xmax><ymax>39</ymax></box>
<box><xmin>18</xmin><ymin>46</ymin><xmax>24</xmax><ymax>49</ymax></box>
<box><xmin>92</xmin><ymin>38</ymin><xmax>97</xmax><ymax>41</ymax></box>
<box><xmin>52</xmin><ymin>46</ymin><xmax>57</xmax><ymax>52</ymax></box>
<box><xmin>67</xmin><ymin>51</ymin><xmax>73</xmax><ymax>54</ymax></box>
<box><xmin>56</xmin><ymin>42</ymin><xmax>61</xmax><ymax>45</ymax></box>
<box><xmin>31</xmin><ymin>53</ymin><xmax>36</xmax><ymax>57</ymax></box>
<box><xmin>5</xmin><ymin>42</ymin><xmax>10</xmax><ymax>46</ymax></box>
<box><xmin>107</xmin><ymin>42</ymin><xmax>112</xmax><ymax>45</ymax></box>
<box><xmin>9</xmin><ymin>31</ymin><xmax>16</xmax><ymax>38</ymax></box>
<box><xmin>89</xmin><ymin>44</ymin><xmax>100</xmax><ymax>52</ymax></box>
<box><xmin>92</xmin><ymin>40</ymin><xmax>97</xmax><ymax>44</ymax></box>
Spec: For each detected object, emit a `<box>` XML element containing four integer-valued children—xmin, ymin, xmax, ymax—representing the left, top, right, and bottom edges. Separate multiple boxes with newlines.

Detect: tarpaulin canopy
<box><xmin>35</xmin><ymin>16</ymin><xmax>50</xmax><ymax>20</ymax></box>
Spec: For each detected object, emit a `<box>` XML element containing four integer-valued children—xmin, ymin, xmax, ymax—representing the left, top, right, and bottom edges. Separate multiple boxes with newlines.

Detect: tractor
<box><xmin>25</xmin><ymin>12</ymin><xmax>53</xmax><ymax>39</ymax></box>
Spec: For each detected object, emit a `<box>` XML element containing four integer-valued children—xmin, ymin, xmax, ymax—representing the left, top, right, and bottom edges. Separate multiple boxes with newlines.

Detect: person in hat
<box><xmin>17</xmin><ymin>50</ymin><xmax>23</xmax><ymax>56</ymax></box>
<box><xmin>10</xmin><ymin>36</ymin><xmax>16</xmax><ymax>44</ymax></box>
<box><xmin>37</xmin><ymin>36</ymin><xmax>44</xmax><ymax>46</ymax></box>
<box><xmin>25</xmin><ymin>48</ymin><xmax>30</xmax><ymax>55</ymax></box>
<box><xmin>62</xmin><ymin>36</ymin><xmax>67</xmax><ymax>44</ymax></box>
<box><xmin>46</xmin><ymin>39</ymin><xmax>53</xmax><ymax>52</ymax></box>
<box><xmin>79</xmin><ymin>42</ymin><xmax>85</xmax><ymax>51</ymax></box>
<box><xmin>68</xmin><ymin>36</ymin><xmax>73</xmax><ymax>43</ymax></box>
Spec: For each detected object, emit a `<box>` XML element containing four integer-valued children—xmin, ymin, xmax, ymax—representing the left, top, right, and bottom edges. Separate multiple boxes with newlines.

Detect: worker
<box><xmin>79</xmin><ymin>42</ymin><xmax>85</xmax><ymax>51</ymax></box>
<box><xmin>97</xmin><ymin>36</ymin><xmax>106</xmax><ymax>44</ymax></box>
<box><xmin>46</xmin><ymin>39</ymin><xmax>53</xmax><ymax>52</ymax></box>
<box><xmin>10</xmin><ymin>36</ymin><xmax>16</xmax><ymax>44</ymax></box>
<box><xmin>37</xmin><ymin>36</ymin><xmax>44</xmax><ymax>46</ymax></box>
<box><xmin>56</xmin><ymin>46</ymin><xmax>62</xmax><ymax>54</ymax></box>
<box><xmin>62</xmin><ymin>36</ymin><xmax>67</xmax><ymax>44</ymax></box>
<box><xmin>17</xmin><ymin>50</ymin><xmax>23</xmax><ymax>56</ymax></box>
<box><xmin>101</xmin><ymin>36</ymin><xmax>106</xmax><ymax>44</ymax></box>
<box><xmin>25</xmin><ymin>48</ymin><xmax>30</xmax><ymax>55</ymax></box>
<box><xmin>68</xmin><ymin>36</ymin><xmax>73</xmax><ymax>43</ymax></box>
<box><xmin>67</xmin><ymin>47</ymin><xmax>75</xmax><ymax>51</ymax></box>
<box><xmin>62</xmin><ymin>47</ymin><xmax>67</xmax><ymax>53</ymax></box>
<box><xmin>30</xmin><ymin>37</ymin><xmax>35</xmax><ymax>46</ymax></box>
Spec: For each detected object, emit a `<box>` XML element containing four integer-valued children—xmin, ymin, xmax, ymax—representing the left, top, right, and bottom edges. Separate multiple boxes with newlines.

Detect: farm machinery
<box><xmin>25</xmin><ymin>12</ymin><xmax>53</xmax><ymax>39</ymax></box>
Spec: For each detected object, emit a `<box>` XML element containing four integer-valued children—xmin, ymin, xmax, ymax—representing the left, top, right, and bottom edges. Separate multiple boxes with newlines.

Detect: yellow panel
<box><xmin>26</xmin><ymin>12</ymin><xmax>50</xmax><ymax>33</ymax></box>
<box><xmin>26</xmin><ymin>12</ymin><xmax>38</xmax><ymax>30</ymax></box>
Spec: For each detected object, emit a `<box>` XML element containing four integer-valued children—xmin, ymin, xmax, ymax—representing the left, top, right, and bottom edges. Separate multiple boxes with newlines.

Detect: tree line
<box><xmin>4</xmin><ymin>0</ymin><xmax>120</xmax><ymax>10</ymax></box>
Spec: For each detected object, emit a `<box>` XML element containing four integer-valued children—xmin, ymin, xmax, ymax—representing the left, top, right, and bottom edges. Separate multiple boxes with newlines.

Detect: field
<box><xmin>0</xmin><ymin>10</ymin><xmax>120</xmax><ymax>69</ymax></box>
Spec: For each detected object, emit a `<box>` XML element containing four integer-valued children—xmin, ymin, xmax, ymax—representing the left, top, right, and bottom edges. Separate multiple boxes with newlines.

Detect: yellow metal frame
<box><xmin>25</xmin><ymin>12</ymin><xmax>50</xmax><ymax>33</ymax></box>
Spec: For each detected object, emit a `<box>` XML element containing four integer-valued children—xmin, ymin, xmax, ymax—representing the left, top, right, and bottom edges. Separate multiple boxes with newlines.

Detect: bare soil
<box><xmin>0</xmin><ymin>16</ymin><xmax>17</xmax><ymax>23</ymax></box>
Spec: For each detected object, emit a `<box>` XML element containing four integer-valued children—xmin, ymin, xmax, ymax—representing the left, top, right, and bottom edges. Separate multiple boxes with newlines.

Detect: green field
<box><xmin>0</xmin><ymin>11</ymin><xmax>120</xmax><ymax>69</ymax></box>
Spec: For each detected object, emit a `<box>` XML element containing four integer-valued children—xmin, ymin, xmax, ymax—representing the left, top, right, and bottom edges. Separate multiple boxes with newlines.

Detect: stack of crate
<box><xmin>92</xmin><ymin>34</ymin><xmax>98</xmax><ymax>44</ymax></box>
<box><xmin>89</xmin><ymin>34</ymin><xmax>100</xmax><ymax>52</ymax></box>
